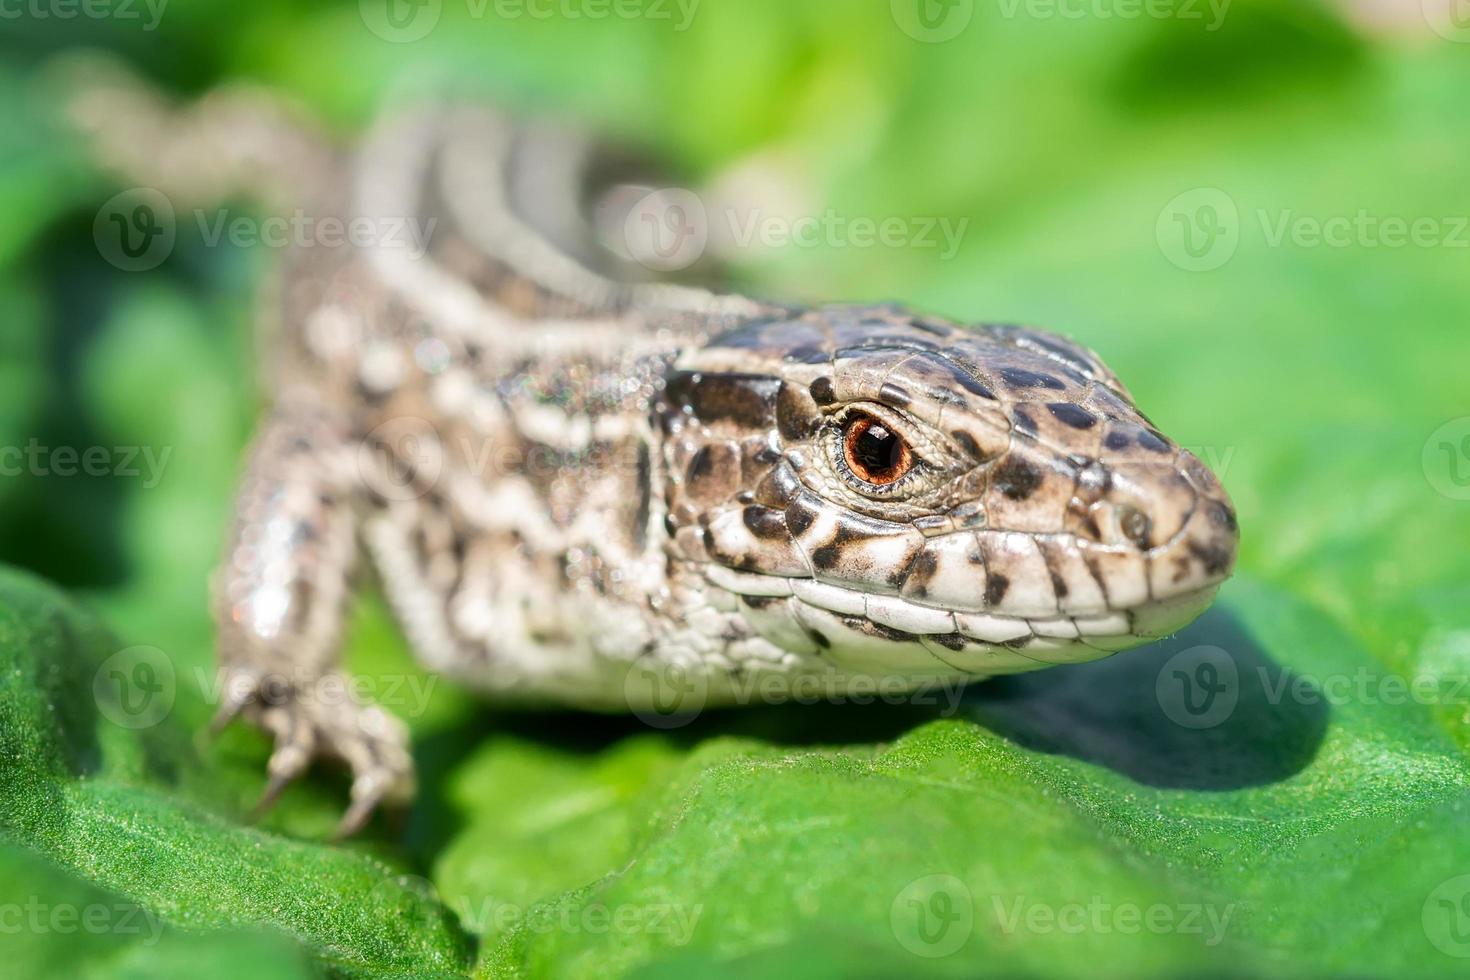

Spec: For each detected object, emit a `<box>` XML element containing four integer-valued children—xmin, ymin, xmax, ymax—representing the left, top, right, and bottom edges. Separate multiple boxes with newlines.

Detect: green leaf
<box><xmin>0</xmin><ymin>839</ymin><xmax>320</xmax><ymax>980</ymax></box>
<box><xmin>0</xmin><ymin>568</ymin><xmax>475</xmax><ymax>978</ymax></box>
<box><xmin>442</xmin><ymin>579</ymin><xmax>1470</xmax><ymax>978</ymax></box>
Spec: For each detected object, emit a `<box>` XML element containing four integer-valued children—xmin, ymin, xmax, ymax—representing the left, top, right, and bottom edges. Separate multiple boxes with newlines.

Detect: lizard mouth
<box><xmin>703</xmin><ymin>562</ymin><xmax>1220</xmax><ymax>677</ymax></box>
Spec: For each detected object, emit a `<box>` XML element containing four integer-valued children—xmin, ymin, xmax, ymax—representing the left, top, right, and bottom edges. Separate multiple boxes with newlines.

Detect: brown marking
<box><xmin>992</xmin><ymin>456</ymin><xmax>1043</xmax><ymax>501</ymax></box>
<box><xmin>742</xmin><ymin>505</ymin><xmax>789</xmax><ymax>541</ymax></box>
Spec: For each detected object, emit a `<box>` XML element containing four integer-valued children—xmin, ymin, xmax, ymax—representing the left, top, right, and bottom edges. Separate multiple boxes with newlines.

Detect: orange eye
<box><xmin>842</xmin><ymin>414</ymin><xmax>913</xmax><ymax>485</ymax></box>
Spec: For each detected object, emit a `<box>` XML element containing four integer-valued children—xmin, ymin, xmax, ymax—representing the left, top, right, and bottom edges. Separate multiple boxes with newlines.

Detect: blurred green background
<box><xmin>3</xmin><ymin>1</ymin><xmax>1470</xmax><ymax>977</ymax></box>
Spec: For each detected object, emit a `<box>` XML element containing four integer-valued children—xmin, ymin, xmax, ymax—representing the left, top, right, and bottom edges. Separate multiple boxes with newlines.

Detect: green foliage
<box><xmin>2</xmin><ymin>2</ymin><xmax>1470</xmax><ymax>977</ymax></box>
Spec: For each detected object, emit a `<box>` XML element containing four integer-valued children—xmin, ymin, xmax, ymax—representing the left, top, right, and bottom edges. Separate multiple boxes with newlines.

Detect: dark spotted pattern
<box><xmin>1000</xmin><ymin>368</ymin><xmax>1067</xmax><ymax>391</ymax></box>
<box><xmin>666</xmin><ymin>371</ymin><xmax>780</xmax><ymax>429</ymax></box>
<box><xmin>657</xmin><ymin>304</ymin><xmax>1238</xmax><ymax>675</ymax></box>
<box><xmin>1047</xmin><ymin>402</ymin><xmax>1097</xmax><ymax>430</ymax></box>
<box><xmin>1137</xmin><ymin>429</ymin><xmax>1172</xmax><ymax>454</ymax></box>
<box><xmin>991</xmin><ymin>457</ymin><xmax>1043</xmax><ymax>501</ymax></box>
<box><xmin>809</xmin><ymin>376</ymin><xmax>837</xmax><ymax>406</ymax></box>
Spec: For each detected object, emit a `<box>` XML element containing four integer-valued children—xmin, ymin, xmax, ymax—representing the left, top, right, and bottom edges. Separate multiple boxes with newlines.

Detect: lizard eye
<box><xmin>842</xmin><ymin>413</ymin><xmax>914</xmax><ymax>486</ymax></box>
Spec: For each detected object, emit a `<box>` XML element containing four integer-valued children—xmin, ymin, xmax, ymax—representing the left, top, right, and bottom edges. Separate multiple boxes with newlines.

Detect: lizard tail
<box><xmin>52</xmin><ymin>52</ymin><xmax>337</xmax><ymax>209</ymax></box>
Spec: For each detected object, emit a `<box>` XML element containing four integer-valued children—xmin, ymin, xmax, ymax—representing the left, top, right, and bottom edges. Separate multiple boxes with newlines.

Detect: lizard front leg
<box><xmin>212</xmin><ymin>409</ymin><xmax>413</xmax><ymax>837</ymax></box>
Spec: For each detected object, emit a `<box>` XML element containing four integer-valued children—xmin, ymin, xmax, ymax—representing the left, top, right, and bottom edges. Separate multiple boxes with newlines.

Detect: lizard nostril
<box><xmin>1119</xmin><ymin>505</ymin><xmax>1152</xmax><ymax>550</ymax></box>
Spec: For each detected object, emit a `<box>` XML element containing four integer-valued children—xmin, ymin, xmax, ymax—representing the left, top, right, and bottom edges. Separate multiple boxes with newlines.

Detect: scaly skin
<box><xmin>67</xmin><ymin>65</ymin><xmax>1238</xmax><ymax>835</ymax></box>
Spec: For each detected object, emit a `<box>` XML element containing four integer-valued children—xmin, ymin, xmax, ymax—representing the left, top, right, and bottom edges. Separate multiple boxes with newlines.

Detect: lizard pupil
<box><xmin>843</xmin><ymin>415</ymin><xmax>912</xmax><ymax>485</ymax></box>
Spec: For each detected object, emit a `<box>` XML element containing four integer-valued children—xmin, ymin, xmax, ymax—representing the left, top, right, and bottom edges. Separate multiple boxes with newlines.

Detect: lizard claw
<box><xmin>252</xmin><ymin>717</ymin><xmax>316</xmax><ymax>819</ymax></box>
<box><xmin>332</xmin><ymin>707</ymin><xmax>414</xmax><ymax>838</ymax></box>
<box><xmin>209</xmin><ymin>667</ymin><xmax>259</xmax><ymax>736</ymax></box>
<box><xmin>252</xmin><ymin>769</ymin><xmax>297</xmax><ymax>820</ymax></box>
<box><xmin>332</xmin><ymin>768</ymin><xmax>398</xmax><ymax>840</ymax></box>
<box><xmin>212</xmin><ymin>671</ymin><xmax>415</xmax><ymax>836</ymax></box>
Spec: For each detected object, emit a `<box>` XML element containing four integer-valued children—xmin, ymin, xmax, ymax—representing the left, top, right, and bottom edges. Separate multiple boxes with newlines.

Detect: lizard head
<box><xmin>657</xmin><ymin>305</ymin><xmax>1238</xmax><ymax>679</ymax></box>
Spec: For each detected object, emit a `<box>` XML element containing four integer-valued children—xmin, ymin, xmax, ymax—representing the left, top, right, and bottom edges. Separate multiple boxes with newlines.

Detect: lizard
<box><xmin>64</xmin><ymin>63</ymin><xmax>1239</xmax><ymax>836</ymax></box>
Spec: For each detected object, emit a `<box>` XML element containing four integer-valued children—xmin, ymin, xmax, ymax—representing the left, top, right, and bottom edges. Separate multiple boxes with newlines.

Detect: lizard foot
<box><xmin>212</xmin><ymin>667</ymin><xmax>415</xmax><ymax>838</ymax></box>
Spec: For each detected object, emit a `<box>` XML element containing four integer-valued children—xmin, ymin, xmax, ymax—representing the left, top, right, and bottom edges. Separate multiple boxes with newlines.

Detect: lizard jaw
<box><xmin>703</xmin><ymin>562</ymin><xmax>1220</xmax><ymax>679</ymax></box>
